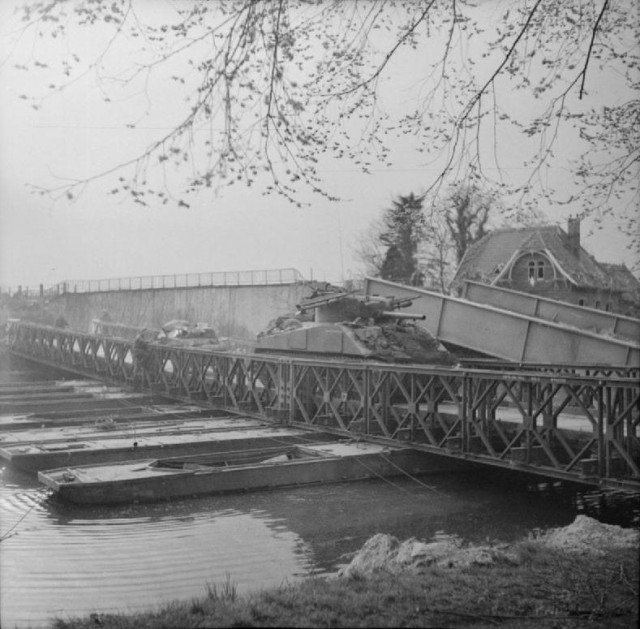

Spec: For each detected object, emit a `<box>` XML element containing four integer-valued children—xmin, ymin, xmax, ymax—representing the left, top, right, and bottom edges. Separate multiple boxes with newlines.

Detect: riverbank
<box><xmin>52</xmin><ymin>516</ymin><xmax>638</xmax><ymax>628</ymax></box>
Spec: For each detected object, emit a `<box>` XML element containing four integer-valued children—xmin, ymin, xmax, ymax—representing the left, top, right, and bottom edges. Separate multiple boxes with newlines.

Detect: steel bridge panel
<box><xmin>522</xmin><ymin>324</ymin><xmax>631</xmax><ymax>365</ymax></box>
<box><xmin>463</xmin><ymin>280</ymin><xmax>640</xmax><ymax>341</ymax></box>
<box><xmin>436</xmin><ymin>299</ymin><xmax>529</xmax><ymax>360</ymax></box>
<box><xmin>364</xmin><ymin>277</ymin><xmax>640</xmax><ymax>367</ymax></box>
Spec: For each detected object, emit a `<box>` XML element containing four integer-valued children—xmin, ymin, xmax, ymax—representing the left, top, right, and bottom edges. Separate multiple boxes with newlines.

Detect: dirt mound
<box><xmin>339</xmin><ymin>516</ymin><xmax>639</xmax><ymax>579</ymax></box>
<box><xmin>338</xmin><ymin>533</ymin><xmax>517</xmax><ymax>579</ymax></box>
<box><xmin>533</xmin><ymin>515</ymin><xmax>639</xmax><ymax>556</ymax></box>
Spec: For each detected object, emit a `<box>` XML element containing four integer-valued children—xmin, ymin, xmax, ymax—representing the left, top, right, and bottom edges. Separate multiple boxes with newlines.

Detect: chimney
<box><xmin>567</xmin><ymin>216</ymin><xmax>581</xmax><ymax>256</ymax></box>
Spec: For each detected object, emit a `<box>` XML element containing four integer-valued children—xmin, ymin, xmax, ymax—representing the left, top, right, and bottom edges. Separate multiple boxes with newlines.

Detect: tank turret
<box><xmin>255</xmin><ymin>284</ymin><xmax>457</xmax><ymax>365</ymax></box>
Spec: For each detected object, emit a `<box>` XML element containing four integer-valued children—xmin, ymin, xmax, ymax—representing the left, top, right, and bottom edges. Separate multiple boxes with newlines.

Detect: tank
<box><xmin>255</xmin><ymin>284</ymin><xmax>457</xmax><ymax>365</ymax></box>
<box><xmin>155</xmin><ymin>320</ymin><xmax>229</xmax><ymax>349</ymax></box>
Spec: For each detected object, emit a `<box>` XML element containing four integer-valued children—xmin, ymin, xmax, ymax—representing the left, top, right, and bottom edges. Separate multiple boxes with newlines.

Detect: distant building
<box><xmin>451</xmin><ymin>217</ymin><xmax>640</xmax><ymax>317</ymax></box>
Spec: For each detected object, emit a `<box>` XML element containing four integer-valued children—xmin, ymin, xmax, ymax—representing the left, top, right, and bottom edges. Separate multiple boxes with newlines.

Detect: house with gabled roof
<box><xmin>451</xmin><ymin>217</ymin><xmax>640</xmax><ymax>317</ymax></box>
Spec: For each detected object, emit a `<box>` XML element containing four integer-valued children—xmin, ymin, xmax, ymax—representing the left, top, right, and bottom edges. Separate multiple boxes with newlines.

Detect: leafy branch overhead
<box><xmin>9</xmin><ymin>0</ymin><xmax>639</xmax><ymax>247</ymax></box>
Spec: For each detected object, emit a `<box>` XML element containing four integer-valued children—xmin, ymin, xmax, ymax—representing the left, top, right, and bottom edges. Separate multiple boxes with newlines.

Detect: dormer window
<box><xmin>515</xmin><ymin>251</ymin><xmax>553</xmax><ymax>286</ymax></box>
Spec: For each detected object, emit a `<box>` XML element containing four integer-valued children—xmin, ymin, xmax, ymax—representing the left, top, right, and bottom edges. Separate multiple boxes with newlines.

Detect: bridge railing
<box><xmin>0</xmin><ymin>284</ymin><xmax>63</xmax><ymax>299</ymax></box>
<box><xmin>59</xmin><ymin>268</ymin><xmax>306</xmax><ymax>293</ymax></box>
<box><xmin>1</xmin><ymin>268</ymin><xmax>306</xmax><ymax>298</ymax></box>
<box><xmin>5</xmin><ymin>321</ymin><xmax>639</xmax><ymax>492</ymax></box>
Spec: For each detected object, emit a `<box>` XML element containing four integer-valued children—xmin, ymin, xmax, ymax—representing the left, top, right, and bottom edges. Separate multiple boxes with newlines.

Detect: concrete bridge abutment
<box><xmin>52</xmin><ymin>283</ymin><xmax>310</xmax><ymax>339</ymax></box>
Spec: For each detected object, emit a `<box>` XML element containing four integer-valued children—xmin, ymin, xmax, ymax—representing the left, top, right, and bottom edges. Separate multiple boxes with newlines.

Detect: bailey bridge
<box><xmin>4</xmin><ymin>272</ymin><xmax>640</xmax><ymax>492</ymax></box>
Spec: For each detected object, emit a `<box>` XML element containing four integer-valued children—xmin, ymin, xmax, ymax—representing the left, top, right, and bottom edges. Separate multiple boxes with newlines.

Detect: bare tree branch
<box><xmin>4</xmin><ymin>0</ymin><xmax>637</xmax><ymax>255</ymax></box>
<box><xmin>579</xmin><ymin>0</ymin><xmax>609</xmax><ymax>99</ymax></box>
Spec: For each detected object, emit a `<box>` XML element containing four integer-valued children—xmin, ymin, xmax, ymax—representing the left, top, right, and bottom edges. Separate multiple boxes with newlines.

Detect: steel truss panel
<box><xmin>6</xmin><ymin>321</ymin><xmax>639</xmax><ymax>491</ymax></box>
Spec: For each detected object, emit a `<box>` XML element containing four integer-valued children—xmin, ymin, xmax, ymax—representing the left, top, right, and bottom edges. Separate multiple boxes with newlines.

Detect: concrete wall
<box><xmin>52</xmin><ymin>284</ymin><xmax>310</xmax><ymax>339</ymax></box>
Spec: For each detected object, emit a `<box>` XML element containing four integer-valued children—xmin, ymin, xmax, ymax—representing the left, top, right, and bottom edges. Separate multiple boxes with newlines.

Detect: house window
<box><xmin>595</xmin><ymin>300</ymin><xmax>601</xmax><ymax>309</ymax></box>
<box><xmin>528</xmin><ymin>261</ymin><xmax>536</xmax><ymax>279</ymax></box>
<box><xmin>605</xmin><ymin>302</ymin><xmax>612</xmax><ymax>311</ymax></box>
<box><xmin>537</xmin><ymin>260</ymin><xmax>545</xmax><ymax>279</ymax></box>
<box><xmin>578</xmin><ymin>299</ymin><xmax>585</xmax><ymax>307</ymax></box>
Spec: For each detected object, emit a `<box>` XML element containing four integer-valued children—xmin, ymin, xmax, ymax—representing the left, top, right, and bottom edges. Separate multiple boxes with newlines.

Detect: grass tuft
<box><xmin>205</xmin><ymin>573</ymin><xmax>238</xmax><ymax>603</ymax></box>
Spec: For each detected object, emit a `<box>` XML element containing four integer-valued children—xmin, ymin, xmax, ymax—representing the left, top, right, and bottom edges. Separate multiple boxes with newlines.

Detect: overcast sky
<box><xmin>1</xmin><ymin>0</ymin><xmax>637</xmax><ymax>291</ymax></box>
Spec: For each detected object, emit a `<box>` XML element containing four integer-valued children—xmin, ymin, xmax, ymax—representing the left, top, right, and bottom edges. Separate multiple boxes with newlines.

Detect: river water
<box><xmin>1</xmin><ymin>363</ymin><xmax>638</xmax><ymax>628</ymax></box>
<box><xmin>3</xmin><ymin>462</ymin><xmax>638</xmax><ymax>628</ymax></box>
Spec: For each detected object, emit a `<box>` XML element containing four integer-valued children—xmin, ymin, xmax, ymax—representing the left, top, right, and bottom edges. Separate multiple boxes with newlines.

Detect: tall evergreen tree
<box><xmin>379</xmin><ymin>193</ymin><xmax>426</xmax><ymax>285</ymax></box>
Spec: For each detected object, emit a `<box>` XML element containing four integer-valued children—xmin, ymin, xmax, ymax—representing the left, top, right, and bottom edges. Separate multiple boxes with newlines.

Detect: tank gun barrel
<box><xmin>363</xmin><ymin>296</ymin><xmax>415</xmax><ymax>309</ymax></box>
<box><xmin>296</xmin><ymin>291</ymin><xmax>349</xmax><ymax>311</ymax></box>
<box><xmin>380</xmin><ymin>311</ymin><xmax>426</xmax><ymax>320</ymax></box>
<box><xmin>390</xmin><ymin>298</ymin><xmax>414</xmax><ymax>309</ymax></box>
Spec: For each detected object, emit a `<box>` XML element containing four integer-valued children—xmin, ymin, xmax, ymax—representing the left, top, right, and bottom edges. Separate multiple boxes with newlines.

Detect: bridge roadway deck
<box><xmin>5</xmin><ymin>321</ymin><xmax>640</xmax><ymax>492</ymax></box>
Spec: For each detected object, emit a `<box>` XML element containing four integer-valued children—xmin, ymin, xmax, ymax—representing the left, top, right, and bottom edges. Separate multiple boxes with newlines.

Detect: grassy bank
<box><xmin>52</xmin><ymin>537</ymin><xmax>638</xmax><ymax>629</ymax></box>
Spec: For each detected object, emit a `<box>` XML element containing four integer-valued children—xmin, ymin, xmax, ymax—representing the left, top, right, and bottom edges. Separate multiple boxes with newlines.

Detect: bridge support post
<box><xmin>364</xmin><ymin>368</ymin><xmax>371</xmax><ymax>436</ymax></box>
<box><xmin>461</xmin><ymin>375</ymin><xmax>469</xmax><ymax>452</ymax></box>
<box><xmin>597</xmin><ymin>383</ymin><xmax>606</xmax><ymax>478</ymax></box>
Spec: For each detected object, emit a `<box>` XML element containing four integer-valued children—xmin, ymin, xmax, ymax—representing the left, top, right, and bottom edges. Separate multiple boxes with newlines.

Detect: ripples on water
<box><xmin>2</xmin><ymin>463</ymin><xmax>638</xmax><ymax>629</ymax></box>
<box><xmin>1</xmin><ymin>467</ymin><xmax>318</xmax><ymax>627</ymax></box>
